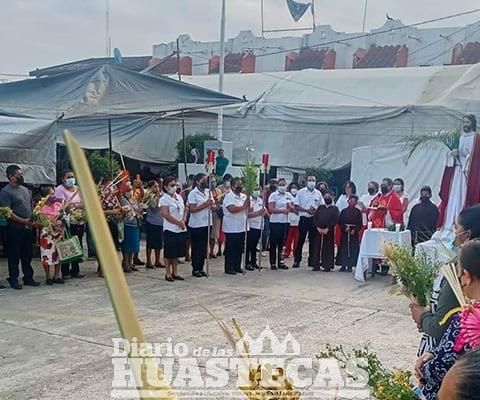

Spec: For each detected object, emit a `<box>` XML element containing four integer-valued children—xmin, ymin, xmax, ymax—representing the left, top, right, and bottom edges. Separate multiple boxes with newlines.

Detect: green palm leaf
<box><xmin>242</xmin><ymin>160</ymin><xmax>259</xmax><ymax>196</ymax></box>
<box><xmin>403</xmin><ymin>127</ymin><xmax>461</xmax><ymax>163</ymax></box>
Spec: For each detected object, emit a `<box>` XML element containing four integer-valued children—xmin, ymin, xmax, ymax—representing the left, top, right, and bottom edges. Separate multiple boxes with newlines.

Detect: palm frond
<box><xmin>403</xmin><ymin>127</ymin><xmax>461</xmax><ymax>163</ymax></box>
<box><xmin>242</xmin><ymin>160</ymin><xmax>259</xmax><ymax>196</ymax></box>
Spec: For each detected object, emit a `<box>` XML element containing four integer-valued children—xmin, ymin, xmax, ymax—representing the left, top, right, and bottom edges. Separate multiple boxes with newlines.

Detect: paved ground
<box><xmin>0</xmin><ymin>244</ymin><xmax>421</xmax><ymax>400</ymax></box>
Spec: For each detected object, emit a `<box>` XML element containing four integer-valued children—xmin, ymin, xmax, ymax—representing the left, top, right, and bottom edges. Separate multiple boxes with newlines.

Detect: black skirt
<box><xmin>146</xmin><ymin>222</ymin><xmax>163</xmax><ymax>250</ymax></box>
<box><xmin>163</xmin><ymin>230</ymin><xmax>187</xmax><ymax>259</ymax></box>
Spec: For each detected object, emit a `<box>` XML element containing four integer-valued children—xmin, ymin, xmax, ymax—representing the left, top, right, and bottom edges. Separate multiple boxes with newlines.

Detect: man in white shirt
<box><xmin>293</xmin><ymin>176</ymin><xmax>325</xmax><ymax>268</ymax></box>
<box><xmin>246</xmin><ymin>187</ymin><xmax>264</xmax><ymax>271</ymax></box>
<box><xmin>187</xmin><ymin>173</ymin><xmax>215</xmax><ymax>278</ymax></box>
<box><xmin>222</xmin><ymin>178</ymin><xmax>250</xmax><ymax>275</ymax></box>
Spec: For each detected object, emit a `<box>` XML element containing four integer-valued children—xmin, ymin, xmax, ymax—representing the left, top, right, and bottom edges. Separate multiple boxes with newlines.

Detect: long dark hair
<box><xmin>458</xmin><ymin>205</ymin><xmax>480</xmax><ymax>240</ymax></box>
<box><xmin>464</xmin><ymin>113</ymin><xmax>477</xmax><ymax>131</ymax></box>
<box><xmin>193</xmin><ymin>173</ymin><xmax>206</xmax><ymax>189</ymax></box>
<box><xmin>458</xmin><ymin>239</ymin><xmax>480</xmax><ymax>280</ymax></box>
<box><xmin>453</xmin><ymin>349</ymin><xmax>480</xmax><ymax>399</ymax></box>
<box><xmin>343</xmin><ymin>181</ymin><xmax>357</xmax><ymax>195</ymax></box>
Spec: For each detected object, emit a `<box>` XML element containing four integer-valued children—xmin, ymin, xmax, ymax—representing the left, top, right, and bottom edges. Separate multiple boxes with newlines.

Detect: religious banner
<box><xmin>286</xmin><ymin>0</ymin><xmax>311</xmax><ymax>22</ymax></box>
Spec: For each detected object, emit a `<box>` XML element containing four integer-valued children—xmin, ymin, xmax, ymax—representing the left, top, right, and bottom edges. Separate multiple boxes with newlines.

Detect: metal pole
<box><xmin>108</xmin><ymin>119</ymin><xmax>113</xmax><ymax>180</ymax></box>
<box><xmin>217</xmin><ymin>0</ymin><xmax>226</xmax><ymax>141</ymax></box>
<box><xmin>311</xmin><ymin>0</ymin><xmax>316</xmax><ymax>29</ymax></box>
<box><xmin>258</xmin><ymin>169</ymin><xmax>267</xmax><ymax>270</ymax></box>
<box><xmin>362</xmin><ymin>0</ymin><xmax>368</xmax><ymax>33</ymax></box>
<box><xmin>177</xmin><ymin>39</ymin><xmax>188</xmax><ymax>182</ymax></box>
<box><xmin>206</xmin><ymin>174</ymin><xmax>212</xmax><ymax>278</ymax></box>
<box><xmin>261</xmin><ymin>0</ymin><xmax>265</xmax><ymax>38</ymax></box>
<box><xmin>106</xmin><ymin>0</ymin><xmax>110</xmax><ymax>57</ymax></box>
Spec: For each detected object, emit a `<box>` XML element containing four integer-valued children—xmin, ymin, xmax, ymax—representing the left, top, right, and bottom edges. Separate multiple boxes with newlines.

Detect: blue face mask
<box><xmin>65</xmin><ymin>178</ymin><xmax>76</xmax><ymax>188</ymax></box>
<box><xmin>307</xmin><ymin>181</ymin><xmax>316</xmax><ymax>190</ymax></box>
<box><xmin>277</xmin><ymin>186</ymin><xmax>286</xmax><ymax>194</ymax></box>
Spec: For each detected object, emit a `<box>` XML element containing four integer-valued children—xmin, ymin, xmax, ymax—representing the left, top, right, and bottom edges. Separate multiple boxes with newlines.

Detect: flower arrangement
<box><xmin>454</xmin><ymin>301</ymin><xmax>480</xmax><ymax>352</ymax></box>
<box><xmin>317</xmin><ymin>345</ymin><xmax>416</xmax><ymax>400</ymax></box>
<box><xmin>32</xmin><ymin>196</ymin><xmax>54</xmax><ymax>233</ymax></box>
<box><xmin>382</xmin><ymin>243</ymin><xmax>442</xmax><ymax>306</ymax></box>
<box><xmin>0</xmin><ymin>206</ymin><xmax>12</xmax><ymax>219</ymax></box>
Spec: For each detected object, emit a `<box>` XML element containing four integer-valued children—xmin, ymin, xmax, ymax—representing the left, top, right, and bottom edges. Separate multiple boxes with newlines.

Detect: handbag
<box><xmin>55</xmin><ymin>228</ymin><xmax>84</xmax><ymax>264</ymax></box>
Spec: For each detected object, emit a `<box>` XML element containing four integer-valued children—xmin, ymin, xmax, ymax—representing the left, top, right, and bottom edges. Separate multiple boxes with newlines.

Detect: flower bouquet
<box><xmin>0</xmin><ymin>206</ymin><xmax>12</xmax><ymax>226</ymax></box>
<box><xmin>382</xmin><ymin>243</ymin><xmax>442</xmax><ymax>306</ymax></box>
<box><xmin>32</xmin><ymin>196</ymin><xmax>54</xmax><ymax>233</ymax></box>
<box><xmin>318</xmin><ymin>345</ymin><xmax>416</xmax><ymax>400</ymax></box>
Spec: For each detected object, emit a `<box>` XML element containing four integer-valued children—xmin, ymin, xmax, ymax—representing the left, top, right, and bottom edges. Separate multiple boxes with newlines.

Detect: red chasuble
<box><xmin>369</xmin><ymin>191</ymin><xmax>404</xmax><ymax>228</ymax></box>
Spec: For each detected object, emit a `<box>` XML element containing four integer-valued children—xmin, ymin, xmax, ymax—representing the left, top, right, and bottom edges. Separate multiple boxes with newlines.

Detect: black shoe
<box><xmin>154</xmin><ymin>263</ymin><xmax>165</xmax><ymax>269</ymax></box>
<box><xmin>7</xmin><ymin>278</ymin><xmax>22</xmax><ymax>290</ymax></box>
<box><xmin>23</xmin><ymin>279</ymin><xmax>41</xmax><ymax>287</ymax></box>
<box><xmin>278</xmin><ymin>264</ymin><xmax>289</xmax><ymax>270</ymax></box>
<box><xmin>312</xmin><ymin>267</ymin><xmax>320</xmax><ymax>271</ymax></box>
<box><xmin>130</xmin><ymin>266</ymin><xmax>139</xmax><ymax>272</ymax></box>
<box><xmin>292</xmin><ymin>263</ymin><xmax>300</xmax><ymax>268</ymax></box>
<box><xmin>339</xmin><ymin>266</ymin><xmax>346</xmax><ymax>272</ymax></box>
<box><xmin>346</xmin><ymin>267</ymin><xmax>353</xmax><ymax>273</ymax></box>
<box><xmin>165</xmin><ymin>276</ymin><xmax>175</xmax><ymax>282</ymax></box>
<box><xmin>200</xmin><ymin>271</ymin><xmax>208</xmax><ymax>277</ymax></box>
<box><xmin>322</xmin><ymin>268</ymin><xmax>331</xmax><ymax>272</ymax></box>
<box><xmin>209</xmin><ymin>253</ymin><xmax>217</xmax><ymax>259</ymax></box>
<box><xmin>252</xmin><ymin>263</ymin><xmax>260</xmax><ymax>270</ymax></box>
<box><xmin>46</xmin><ymin>279</ymin><xmax>53</xmax><ymax>286</ymax></box>
<box><xmin>53</xmin><ymin>278</ymin><xmax>65</xmax><ymax>284</ymax></box>
<box><xmin>71</xmin><ymin>274</ymin><xmax>85</xmax><ymax>279</ymax></box>
<box><xmin>192</xmin><ymin>271</ymin><xmax>203</xmax><ymax>278</ymax></box>
<box><xmin>133</xmin><ymin>258</ymin><xmax>145</xmax><ymax>266</ymax></box>
<box><xmin>225</xmin><ymin>271</ymin><xmax>236</xmax><ymax>275</ymax></box>
<box><xmin>0</xmin><ymin>284</ymin><xmax>5</xmax><ymax>290</ymax></box>
<box><xmin>146</xmin><ymin>264</ymin><xmax>155</xmax><ymax>270</ymax></box>
<box><xmin>173</xmin><ymin>274</ymin><xmax>184</xmax><ymax>281</ymax></box>
<box><xmin>62</xmin><ymin>275</ymin><xmax>71</xmax><ymax>280</ymax></box>
<box><xmin>271</xmin><ymin>265</ymin><xmax>278</xmax><ymax>270</ymax></box>
<box><xmin>245</xmin><ymin>265</ymin><xmax>255</xmax><ymax>271</ymax></box>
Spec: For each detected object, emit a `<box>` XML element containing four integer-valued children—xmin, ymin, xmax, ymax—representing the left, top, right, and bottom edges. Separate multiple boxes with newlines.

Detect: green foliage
<box><xmin>87</xmin><ymin>151</ymin><xmax>121</xmax><ymax>182</ymax></box>
<box><xmin>175</xmin><ymin>133</ymin><xmax>215</xmax><ymax>163</ymax></box>
<box><xmin>403</xmin><ymin>127</ymin><xmax>461</xmax><ymax>163</ymax></box>
<box><xmin>304</xmin><ymin>166</ymin><xmax>333</xmax><ymax>184</ymax></box>
<box><xmin>318</xmin><ymin>345</ymin><xmax>416</xmax><ymax>400</ymax></box>
<box><xmin>383</xmin><ymin>243</ymin><xmax>442</xmax><ymax>307</ymax></box>
<box><xmin>242</xmin><ymin>160</ymin><xmax>259</xmax><ymax>196</ymax></box>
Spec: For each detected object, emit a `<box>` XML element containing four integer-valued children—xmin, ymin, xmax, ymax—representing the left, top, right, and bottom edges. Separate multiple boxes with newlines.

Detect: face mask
<box><xmin>252</xmin><ymin>190</ymin><xmax>260</xmax><ymax>199</ymax></box>
<box><xmin>455</xmin><ymin>230</ymin><xmax>471</xmax><ymax>248</ymax></box>
<box><xmin>234</xmin><ymin>186</ymin><xmax>243</xmax><ymax>195</ymax></box>
<box><xmin>368</xmin><ymin>187</ymin><xmax>376</xmax><ymax>195</ymax></box>
<box><xmin>307</xmin><ymin>181</ymin><xmax>316</xmax><ymax>190</ymax></box>
<box><xmin>319</xmin><ymin>186</ymin><xmax>327</xmax><ymax>195</ymax></box>
<box><xmin>420</xmin><ymin>196</ymin><xmax>430</xmax><ymax>203</ymax></box>
<box><xmin>225</xmin><ymin>181</ymin><xmax>231</xmax><ymax>188</ymax></box>
<box><xmin>65</xmin><ymin>178</ymin><xmax>76</xmax><ymax>188</ymax></box>
<box><xmin>393</xmin><ymin>184</ymin><xmax>402</xmax><ymax>192</ymax></box>
<box><xmin>16</xmin><ymin>176</ymin><xmax>25</xmax><ymax>185</ymax></box>
<box><xmin>291</xmin><ymin>188</ymin><xmax>298</xmax><ymax>196</ymax></box>
<box><xmin>277</xmin><ymin>186</ymin><xmax>286</xmax><ymax>194</ymax></box>
<box><xmin>324</xmin><ymin>197</ymin><xmax>333</xmax><ymax>205</ymax></box>
<box><xmin>167</xmin><ymin>187</ymin><xmax>176</xmax><ymax>195</ymax></box>
<box><xmin>380</xmin><ymin>185</ymin><xmax>389</xmax><ymax>195</ymax></box>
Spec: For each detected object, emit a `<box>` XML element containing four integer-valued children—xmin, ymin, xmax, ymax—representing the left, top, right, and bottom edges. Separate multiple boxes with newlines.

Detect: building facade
<box><xmin>152</xmin><ymin>19</ymin><xmax>480</xmax><ymax>75</ymax></box>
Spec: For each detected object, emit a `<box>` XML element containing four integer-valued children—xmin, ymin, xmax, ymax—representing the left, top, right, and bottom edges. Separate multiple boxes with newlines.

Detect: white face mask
<box><xmin>393</xmin><ymin>184</ymin><xmax>402</xmax><ymax>192</ymax></box>
<box><xmin>167</xmin><ymin>187</ymin><xmax>176</xmax><ymax>195</ymax></box>
<box><xmin>307</xmin><ymin>181</ymin><xmax>316</xmax><ymax>190</ymax></box>
<box><xmin>291</xmin><ymin>188</ymin><xmax>298</xmax><ymax>196</ymax></box>
<box><xmin>277</xmin><ymin>186</ymin><xmax>286</xmax><ymax>194</ymax></box>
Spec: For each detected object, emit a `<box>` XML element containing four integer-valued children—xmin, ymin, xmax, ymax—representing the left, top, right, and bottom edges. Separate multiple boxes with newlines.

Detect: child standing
<box><xmin>38</xmin><ymin>186</ymin><xmax>65</xmax><ymax>285</ymax></box>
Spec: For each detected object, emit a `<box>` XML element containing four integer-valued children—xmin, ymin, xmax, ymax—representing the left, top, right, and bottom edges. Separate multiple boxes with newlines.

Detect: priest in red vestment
<box><xmin>438</xmin><ymin>114</ymin><xmax>480</xmax><ymax>229</ymax></box>
<box><xmin>368</xmin><ymin>178</ymin><xmax>404</xmax><ymax>229</ymax></box>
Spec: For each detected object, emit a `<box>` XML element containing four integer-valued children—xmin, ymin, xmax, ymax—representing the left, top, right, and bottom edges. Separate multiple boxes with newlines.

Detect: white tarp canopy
<box><xmin>0</xmin><ymin>64</ymin><xmax>241</xmax><ymax>183</ymax></box>
<box><xmin>178</xmin><ymin>64</ymin><xmax>480</xmax><ymax>169</ymax></box>
<box><xmin>350</xmin><ymin>142</ymin><xmax>446</xmax><ymax>206</ymax></box>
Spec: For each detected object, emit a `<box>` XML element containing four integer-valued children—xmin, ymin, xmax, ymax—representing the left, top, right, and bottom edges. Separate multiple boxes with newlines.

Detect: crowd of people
<box><xmin>2</xmin><ymin>162</ymin><xmax>480</xmax><ymax>399</ymax></box>
<box><xmin>0</xmin><ymin>162</ymin><xmax>442</xmax><ymax>289</ymax></box>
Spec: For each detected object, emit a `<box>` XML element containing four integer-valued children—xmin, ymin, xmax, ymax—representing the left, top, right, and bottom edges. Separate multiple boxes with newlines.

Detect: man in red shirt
<box><xmin>368</xmin><ymin>178</ymin><xmax>404</xmax><ymax>229</ymax></box>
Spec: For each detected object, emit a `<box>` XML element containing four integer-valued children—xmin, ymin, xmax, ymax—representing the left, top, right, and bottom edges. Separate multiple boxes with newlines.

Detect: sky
<box><xmin>1</xmin><ymin>0</ymin><xmax>480</xmax><ymax>77</ymax></box>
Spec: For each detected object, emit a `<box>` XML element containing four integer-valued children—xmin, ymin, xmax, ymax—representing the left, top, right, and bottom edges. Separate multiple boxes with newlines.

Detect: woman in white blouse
<box><xmin>393</xmin><ymin>177</ymin><xmax>409</xmax><ymax>213</ymax></box>
<box><xmin>268</xmin><ymin>178</ymin><xmax>294</xmax><ymax>270</ymax></box>
<box><xmin>160</xmin><ymin>176</ymin><xmax>188</xmax><ymax>282</ymax></box>
<box><xmin>336</xmin><ymin>181</ymin><xmax>357</xmax><ymax>213</ymax></box>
